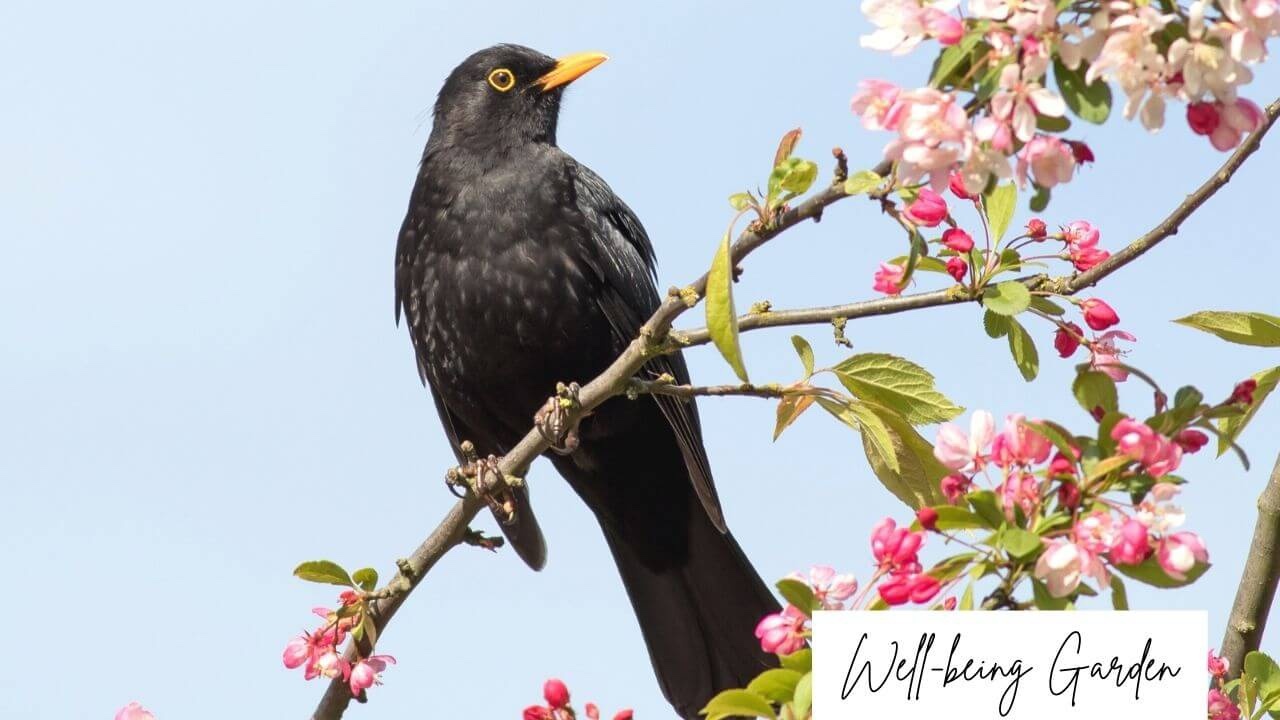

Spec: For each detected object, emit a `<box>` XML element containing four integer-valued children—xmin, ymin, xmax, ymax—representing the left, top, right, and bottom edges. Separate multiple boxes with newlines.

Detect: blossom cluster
<box><xmin>854</xmin><ymin>0</ymin><xmax>1274</xmax><ymax>195</ymax></box>
<box><xmin>932</xmin><ymin>408</ymin><xmax>1212</xmax><ymax>597</ymax></box>
<box><xmin>523</xmin><ymin>678</ymin><xmax>633</xmax><ymax>720</ymax></box>
<box><xmin>281</xmin><ymin>589</ymin><xmax>396</xmax><ymax>699</ymax></box>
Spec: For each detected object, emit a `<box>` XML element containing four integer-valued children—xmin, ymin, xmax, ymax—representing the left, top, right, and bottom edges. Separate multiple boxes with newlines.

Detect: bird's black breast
<box><xmin>397</xmin><ymin>146</ymin><xmax>622</xmax><ymax>443</ymax></box>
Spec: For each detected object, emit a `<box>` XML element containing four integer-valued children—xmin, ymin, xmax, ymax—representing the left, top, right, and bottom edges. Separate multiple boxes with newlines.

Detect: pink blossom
<box><xmin>852</xmin><ymin>80</ymin><xmax>905</xmax><ymax>131</ymax></box>
<box><xmin>350</xmin><ymin>655</ymin><xmax>396</xmax><ymax>697</ymax></box>
<box><xmin>1016</xmin><ymin>135</ymin><xmax>1076</xmax><ymax>189</ymax></box>
<box><xmin>991</xmin><ymin>413</ymin><xmax>1052</xmax><ymax>467</ymax></box>
<box><xmin>871</xmin><ymin>517</ymin><xmax>926</xmax><ymax>573</ymax></box>
<box><xmin>861</xmin><ymin>0</ymin><xmax>964</xmax><ymax>54</ymax></box>
<box><xmin>933</xmin><ymin>410</ymin><xmax>995</xmax><ymax>472</ymax></box>
<box><xmin>1089</xmin><ymin>329</ymin><xmax>1136</xmax><ymax>381</ymax></box>
<box><xmin>1034</xmin><ymin>540</ymin><xmax>1083</xmax><ymax>597</ymax></box>
<box><xmin>1110</xmin><ymin>518</ymin><xmax>1153</xmax><ymax>565</ymax></box>
<box><xmin>755</xmin><ymin>605</ymin><xmax>807</xmax><ymax>655</ymax></box>
<box><xmin>613</xmin><ymin>711</ymin><xmax>635</xmax><ymax>720</ymax></box>
<box><xmin>992</xmin><ymin>64</ymin><xmax>1067</xmax><ymax>142</ymax></box>
<box><xmin>941</xmin><ymin>474</ymin><xmax>972</xmax><ymax>504</ymax></box>
<box><xmin>115</xmin><ymin>703</ymin><xmax>156</xmax><ymax>720</ymax></box>
<box><xmin>792</xmin><ymin>565</ymin><xmax>859</xmax><ymax>609</ymax></box>
<box><xmin>314</xmin><ymin>649</ymin><xmax>351</xmax><ymax>682</ymax></box>
<box><xmin>1063</xmin><ymin>221</ymin><xmax>1110</xmax><ymax>271</ymax></box>
<box><xmin>1074</xmin><ymin>511</ymin><xmax>1118</xmax><ymax>554</ymax></box>
<box><xmin>1208</xmin><ymin>650</ymin><xmax>1230</xmax><ymax>677</ymax></box>
<box><xmin>1211</xmin><ymin>98</ymin><xmax>1265</xmax><ymax>150</ymax></box>
<box><xmin>946</xmin><ymin>256</ymin><xmax>968</xmax><ymax>282</ymax></box>
<box><xmin>873</xmin><ymin>262</ymin><xmax>907</xmax><ymax>295</ymax></box>
<box><xmin>905</xmin><ymin>188</ymin><xmax>949</xmax><ymax>227</ymax></box>
<box><xmin>1113</xmin><ymin>421</ymin><xmax>1185</xmax><ymax>478</ymax></box>
<box><xmin>1137</xmin><ymin>483</ymin><xmax>1187</xmax><ymax>532</ymax></box>
<box><xmin>883</xmin><ymin>88</ymin><xmax>971</xmax><ymax>187</ymax></box>
<box><xmin>1159</xmin><ymin>532</ymin><xmax>1208</xmax><ymax>581</ymax></box>
<box><xmin>524</xmin><ymin>706</ymin><xmax>553</xmax><ymax>720</ymax></box>
<box><xmin>1068</xmin><ymin>140</ymin><xmax>1095</xmax><ymax>165</ymax></box>
<box><xmin>998</xmin><ymin>471</ymin><xmax>1041</xmax><ymax>520</ymax></box>
<box><xmin>1209</xmin><ymin>688</ymin><xmax>1241</xmax><ymax>720</ymax></box>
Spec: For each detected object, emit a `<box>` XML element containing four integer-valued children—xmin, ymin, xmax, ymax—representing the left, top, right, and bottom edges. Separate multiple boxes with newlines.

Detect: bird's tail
<box><xmin>597</xmin><ymin>502</ymin><xmax>780</xmax><ymax>719</ymax></box>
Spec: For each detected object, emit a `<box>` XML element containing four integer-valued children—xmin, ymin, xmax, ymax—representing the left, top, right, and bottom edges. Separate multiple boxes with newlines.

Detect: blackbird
<box><xmin>394</xmin><ymin>44</ymin><xmax>779</xmax><ymax>718</ymax></box>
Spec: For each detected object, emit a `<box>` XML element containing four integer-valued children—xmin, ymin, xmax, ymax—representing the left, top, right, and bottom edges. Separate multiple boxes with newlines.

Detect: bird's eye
<box><xmin>487</xmin><ymin>68</ymin><xmax>516</xmax><ymax>92</ymax></box>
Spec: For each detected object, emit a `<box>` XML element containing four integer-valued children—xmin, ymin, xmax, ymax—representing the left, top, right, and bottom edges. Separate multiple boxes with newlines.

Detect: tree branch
<box><xmin>310</xmin><ymin>100</ymin><xmax>1279</xmax><ymax>719</ymax></box>
<box><xmin>1218</xmin><ymin>451</ymin><xmax>1280</xmax><ymax>678</ymax></box>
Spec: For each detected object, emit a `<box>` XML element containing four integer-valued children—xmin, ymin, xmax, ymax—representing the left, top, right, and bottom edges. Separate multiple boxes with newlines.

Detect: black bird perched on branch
<box><xmin>394</xmin><ymin>44</ymin><xmax>779</xmax><ymax>717</ymax></box>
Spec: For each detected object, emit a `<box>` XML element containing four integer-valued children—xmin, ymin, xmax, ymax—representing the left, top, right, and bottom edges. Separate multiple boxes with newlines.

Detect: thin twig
<box><xmin>310</xmin><ymin>100</ymin><xmax>1279</xmax><ymax>719</ymax></box>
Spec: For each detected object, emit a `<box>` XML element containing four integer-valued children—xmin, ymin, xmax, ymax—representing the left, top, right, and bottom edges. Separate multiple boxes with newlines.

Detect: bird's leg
<box><xmin>534</xmin><ymin>381</ymin><xmax>584</xmax><ymax>455</ymax></box>
<box><xmin>444</xmin><ymin>441</ymin><xmax>520</xmax><ymax>524</ymax></box>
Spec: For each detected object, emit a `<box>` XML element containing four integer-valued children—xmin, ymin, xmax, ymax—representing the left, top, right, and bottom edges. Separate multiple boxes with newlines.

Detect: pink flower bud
<box><xmin>917</xmin><ymin>507</ymin><xmax>939</xmax><ymax>531</ymax></box>
<box><xmin>877</xmin><ymin>573</ymin><xmax>912</xmax><ymax>606</ymax></box>
<box><xmin>1054</xmin><ymin>322</ymin><xmax>1083</xmax><ymax>358</ymax></box>
<box><xmin>613</xmin><ymin>711</ymin><xmax>635</xmax><ymax>720</ymax></box>
<box><xmin>872</xmin><ymin>262</ymin><xmax>906</xmax><ymax>296</ymax></box>
<box><xmin>1067</xmin><ymin>140</ymin><xmax>1095</xmax><ymax>165</ymax></box>
<box><xmin>1231</xmin><ymin>379</ymin><xmax>1258</xmax><ymax>405</ymax></box>
<box><xmin>949</xmin><ymin>170</ymin><xmax>975</xmax><ymax>200</ymax></box>
<box><xmin>941</xmin><ymin>228</ymin><xmax>974</xmax><ymax>252</ymax></box>
<box><xmin>1081</xmin><ymin>298</ymin><xmax>1120</xmax><ymax>331</ymax></box>
<box><xmin>524</xmin><ymin>706</ymin><xmax>553</xmax><ymax>720</ymax></box>
<box><xmin>871</xmin><ymin>518</ymin><xmax>926</xmax><ymax>571</ymax></box>
<box><xmin>115</xmin><ymin>703</ymin><xmax>156</xmax><ymax>720</ymax></box>
<box><xmin>1175</xmin><ymin>429</ymin><xmax>1209</xmax><ymax>453</ymax></box>
<box><xmin>904</xmin><ymin>188</ymin><xmax>949</xmax><ymax>227</ymax></box>
<box><xmin>1026</xmin><ymin>218</ymin><xmax>1047</xmax><ymax>239</ymax></box>
<box><xmin>924</xmin><ymin>8</ymin><xmax>964</xmax><ymax>45</ymax></box>
<box><xmin>1187</xmin><ymin>102</ymin><xmax>1220</xmax><ymax>136</ymax></box>
<box><xmin>945</xmin><ymin>256</ymin><xmax>968</xmax><ymax>282</ymax></box>
<box><xmin>1057</xmin><ymin>480</ymin><xmax>1081</xmax><ymax>509</ymax></box>
<box><xmin>942</xmin><ymin>596</ymin><xmax>958</xmax><ymax>610</ymax></box>
<box><xmin>283</xmin><ymin>634</ymin><xmax>314</xmax><ymax>669</ymax></box>
<box><xmin>543</xmin><ymin>679</ymin><xmax>571</xmax><ymax>709</ymax></box>
<box><xmin>338</xmin><ymin>589</ymin><xmax>361</xmax><ymax>607</ymax></box>
<box><xmin>1208</xmin><ymin>650</ymin><xmax>1230</xmax><ymax>678</ymax></box>
<box><xmin>585</xmin><ymin>703</ymin><xmax>600</xmax><ymax>720</ymax></box>
<box><xmin>349</xmin><ymin>655</ymin><xmax>396</xmax><ymax>697</ymax></box>
<box><xmin>941</xmin><ymin>474</ymin><xmax>971</xmax><ymax>504</ymax></box>
<box><xmin>909</xmin><ymin>574</ymin><xmax>942</xmax><ymax>604</ymax></box>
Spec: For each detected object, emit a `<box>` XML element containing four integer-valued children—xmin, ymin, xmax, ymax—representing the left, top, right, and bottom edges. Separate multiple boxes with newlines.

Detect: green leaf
<box><xmin>780</xmin><ymin>648</ymin><xmax>812</xmax><ymax>673</ymax></box>
<box><xmin>1174</xmin><ymin>311</ymin><xmax>1280</xmax><ymax>347</ymax></box>
<box><xmin>1245</xmin><ymin>652</ymin><xmax>1280</xmax><ymax>711</ymax></box>
<box><xmin>967</xmin><ymin>490</ymin><xmax>1005</xmax><ymax>529</ymax></box>
<box><xmin>1029</xmin><ymin>184</ymin><xmax>1051</xmax><ymax>212</ymax></box>
<box><xmin>982</xmin><ymin>183</ymin><xmax>1018</xmax><ymax>243</ymax></box>
<box><xmin>1055</xmin><ymin>58</ymin><xmax>1112</xmax><ymax>123</ymax></box>
<box><xmin>853</xmin><ymin>401</ymin><xmax>950</xmax><ymax>509</ymax></box>
<box><xmin>984</xmin><ymin>310</ymin><xmax>1012</xmax><ymax>338</ymax></box>
<box><xmin>840</xmin><ymin>399</ymin><xmax>902</xmax><ymax>474</ymax></box>
<box><xmin>1036</xmin><ymin>114</ymin><xmax>1071</xmax><ymax>132</ymax></box>
<box><xmin>832</xmin><ymin>352</ymin><xmax>964</xmax><ymax>425</ymax></box>
<box><xmin>768</xmin><ymin>157</ymin><xmax>819</xmax><ymax>204</ymax></box>
<box><xmin>776</xmin><ymin>578</ymin><xmax>820</xmax><ymax>616</ymax></box>
<box><xmin>293</xmin><ymin>560</ymin><xmax>354</xmax><ymax>587</ymax></box>
<box><xmin>352</xmin><ymin>567</ymin><xmax>378</xmax><ymax>592</ymax></box>
<box><xmin>1085</xmin><ymin>453</ymin><xmax>1134</xmax><ymax>482</ymax></box>
<box><xmin>747</xmin><ymin>669</ymin><xmax>804</xmax><ymax>704</ymax></box>
<box><xmin>982</xmin><ymin>281</ymin><xmax>1031</xmax><ymax>316</ymax></box>
<box><xmin>1030</xmin><ymin>295</ymin><xmax>1066</xmax><ymax>316</ymax></box>
<box><xmin>1110</xmin><ymin>575</ymin><xmax>1130</xmax><ymax>610</ymax></box>
<box><xmin>1114</xmin><ymin>556</ymin><xmax>1210</xmax><ymax>588</ymax></box>
<box><xmin>960</xmin><ymin>581</ymin><xmax>975</xmax><ymax>610</ymax></box>
<box><xmin>729</xmin><ymin>192</ymin><xmax>754</xmax><ymax>211</ymax></box>
<box><xmin>1218</xmin><ymin>366</ymin><xmax>1280</xmax><ymax>455</ymax></box>
<box><xmin>793</xmin><ymin>672</ymin><xmax>813</xmax><ymax>719</ymax></box>
<box><xmin>359</xmin><ymin>610</ymin><xmax>378</xmax><ymax>646</ymax></box>
<box><xmin>844</xmin><ymin>169</ymin><xmax>883</xmax><ymax>195</ymax></box>
<box><xmin>1032</xmin><ymin>578</ymin><xmax>1073</xmax><ymax>609</ymax></box>
<box><xmin>910</xmin><ymin>505</ymin><xmax>986</xmax><ymax>531</ymax></box>
<box><xmin>774</xmin><ymin>128</ymin><xmax>802</xmax><ymax>167</ymax></box>
<box><xmin>1001</xmin><ymin>527</ymin><xmax>1043</xmax><ymax>559</ymax></box>
<box><xmin>706</xmin><ymin>232</ymin><xmax>749</xmax><ymax>382</ymax></box>
<box><xmin>702</xmin><ymin>689</ymin><xmax>776</xmax><ymax>720</ymax></box>
<box><xmin>930</xmin><ymin>32</ymin><xmax>982</xmax><ymax>87</ymax></box>
<box><xmin>1073</xmin><ymin>371</ymin><xmax>1119</xmax><ymax>415</ymax></box>
<box><xmin>791</xmin><ymin>335</ymin><xmax>815</xmax><ymax>377</ymax></box>
<box><xmin>1006</xmin><ymin>318</ymin><xmax>1040</xmax><ymax>381</ymax></box>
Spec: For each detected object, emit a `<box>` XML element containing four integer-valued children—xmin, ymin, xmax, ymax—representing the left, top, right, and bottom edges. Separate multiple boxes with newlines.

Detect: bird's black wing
<box><xmin>394</xmin><ymin>173</ymin><xmax>548</xmax><ymax>570</ymax></box>
<box><xmin>568</xmin><ymin>160</ymin><xmax>726</xmax><ymax>532</ymax></box>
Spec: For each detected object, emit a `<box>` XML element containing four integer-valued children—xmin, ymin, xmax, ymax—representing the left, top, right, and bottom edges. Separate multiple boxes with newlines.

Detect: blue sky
<box><xmin>2</xmin><ymin>0</ymin><xmax>1279</xmax><ymax>717</ymax></box>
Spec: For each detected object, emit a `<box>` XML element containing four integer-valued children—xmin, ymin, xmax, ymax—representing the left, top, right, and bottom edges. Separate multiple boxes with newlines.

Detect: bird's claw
<box><xmin>445</xmin><ymin>441</ymin><xmax>519</xmax><ymax>525</ymax></box>
<box><xmin>535</xmin><ymin>382</ymin><xmax>583</xmax><ymax>456</ymax></box>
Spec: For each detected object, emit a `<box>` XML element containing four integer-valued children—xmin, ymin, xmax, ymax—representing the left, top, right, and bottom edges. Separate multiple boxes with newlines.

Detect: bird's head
<box><xmin>428</xmin><ymin>44</ymin><xmax>608</xmax><ymax>153</ymax></box>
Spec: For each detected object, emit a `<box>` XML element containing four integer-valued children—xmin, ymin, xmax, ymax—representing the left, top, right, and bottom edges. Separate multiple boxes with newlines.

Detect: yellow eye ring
<box><xmin>487</xmin><ymin>68</ymin><xmax>516</xmax><ymax>92</ymax></box>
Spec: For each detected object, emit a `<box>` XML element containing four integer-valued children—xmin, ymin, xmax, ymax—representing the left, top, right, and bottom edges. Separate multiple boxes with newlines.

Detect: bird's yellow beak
<box><xmin>537</xmin><ymin>51</ymin><xmax>609</xmax><ymax>92</ymax></box>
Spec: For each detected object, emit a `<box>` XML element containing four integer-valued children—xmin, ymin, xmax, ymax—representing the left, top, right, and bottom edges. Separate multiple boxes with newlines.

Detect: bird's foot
<box><xmin>535</xmin><ymin>382</ymin><xmax>583</xmax><ymax>455</ymax></box>
<box><xmin>445</xmin><ymin>441</ymin><xmax>520</xmax><ymax>524</ymax></box>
